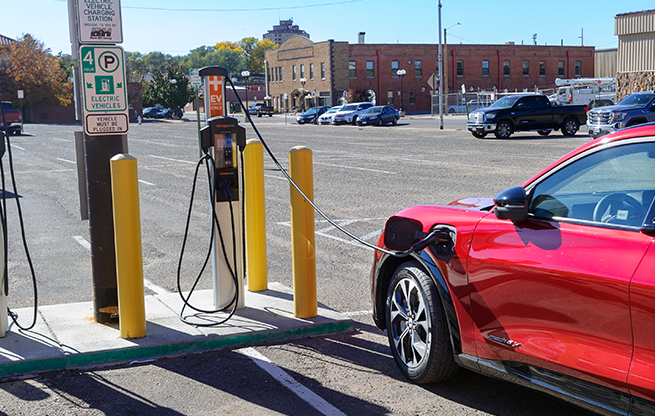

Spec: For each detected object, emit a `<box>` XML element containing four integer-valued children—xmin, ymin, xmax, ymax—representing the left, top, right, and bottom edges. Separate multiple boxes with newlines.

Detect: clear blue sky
<box><xmin>2</xmin><ymin>0</ymin><xmax>654</xmax><ymax>56</ymax></box>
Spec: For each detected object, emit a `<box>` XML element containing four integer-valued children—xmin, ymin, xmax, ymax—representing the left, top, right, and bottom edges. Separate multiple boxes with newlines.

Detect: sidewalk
<box><xmin>0</xmin><ymin>283</ymin><xmax>353</xmax><ymax>378</ymax></box>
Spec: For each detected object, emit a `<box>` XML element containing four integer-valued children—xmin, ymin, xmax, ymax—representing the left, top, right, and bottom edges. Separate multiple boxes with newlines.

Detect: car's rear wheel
<box><xmin>352</xmin><ymin>116</ymin><xmax>358</xmax><ymax>125</ymax></box>
<box><xmin>494</xmin><ymin>120</ymin><xmax>512</xmax><ymax>139</ymax></box>
<box><xmin>385</xmin><ymin>261</ymin><xmax>458</xmax><ymax>384</ymax></box>
<box><xmin>562</xmin><ymin>118</ymin><xmax>579</xmax><ymax>136</ymax></box>
<box><xmin>377</xmin><ymin>118</ymin><xmax>383</xmax><ymax>126</ymax></box>
<box><xmin>392</xmin><ymin>117</ymin><xmax>397</xmax><ymax>125</ymax></box>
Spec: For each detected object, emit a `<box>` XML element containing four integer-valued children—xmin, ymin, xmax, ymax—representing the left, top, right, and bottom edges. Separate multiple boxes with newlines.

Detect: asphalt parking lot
<box><xmin>0</xmin><ymin>116</ymin><xmax>596</xmax><ymax>415</ymax></box>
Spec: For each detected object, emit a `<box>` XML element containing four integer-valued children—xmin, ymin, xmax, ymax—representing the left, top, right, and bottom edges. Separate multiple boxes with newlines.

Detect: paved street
<box><xmin>0</xmin><ymin>116</ymin><xmax>595</xmax><ymax>415</ymax></box>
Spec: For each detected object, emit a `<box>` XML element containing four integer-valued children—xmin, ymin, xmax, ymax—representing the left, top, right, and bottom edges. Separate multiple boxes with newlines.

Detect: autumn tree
<box><xmin>345</xmin><ymin>88</ymin><xmax>372</xmax><ymax>103</ymax></box>
<box><xmin>0</xmin><ymin>34</ymin><xmax>71</xmax><ymax>106</ymax></box>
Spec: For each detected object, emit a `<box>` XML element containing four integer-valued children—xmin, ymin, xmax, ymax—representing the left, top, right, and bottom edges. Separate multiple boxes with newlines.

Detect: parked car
<box><xmin>153</xmin><ymin>108</ymin><xmax>173</xmax><ymax>119</ymax></box>
<box><xmin>447</xmin><ymin>99</ymin><xmax>492</xmax><ymax>114</ymax></box>
<box><xmin>247</xmin><ymin>102</ymin><xmax>274</xmax><ymax>117</ymax></box>
<box><xmin>296</xmin><ymin>106</ymin><xmax>330</xmax><ymax>124</ymax></box>
<box><xmin>587</xmin><ymin>91</ymin><xmax>655</xmax><ymax>139</ymax></box>
<box><xmin>356</xmin><ymin>106</ymin><xmax>399</xmax><ymax>126</ymax></box>
<box><xmin>467</xmin><ymin>94</ymin><xmax>588</xmax><ymax>139</ymax></box>
<box><xmin>332</xmin><ymin>102</ymin><xmax>374</xmax><ymax>125</ymax></box>
<box><xmin>0</xmin><ymin>101</ymin><xmax>21</xmax><ymax>135</ymax></box>
<box><xmin>317</xmin><ymin>106</ymin><xmax>342</xmax><ymax>125</ymax></box>
<box><xmin>142</xmin><ymin>107</ymin><xmax>160</xmax><ymax>118</ymax></box>
<box><xmin>370</xmin><ymin>123</ymin><xmax>655</xmax><ymax>416</ymax></box>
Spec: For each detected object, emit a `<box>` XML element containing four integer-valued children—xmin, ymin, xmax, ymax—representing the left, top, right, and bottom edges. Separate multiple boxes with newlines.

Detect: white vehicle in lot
<box><xmin>549</xmin><ymin>77</ymin><xmax>616</xmax><ymax>108</ymax></box>
<box><xmin>332</xmin><ymin>102</ymin><xmax>374</xmax><ymax>125</ymax></box>
<box><xmin>317</xmin><ymin>106</ymin><xmax>342</xmax><ymax>125</ymax></box>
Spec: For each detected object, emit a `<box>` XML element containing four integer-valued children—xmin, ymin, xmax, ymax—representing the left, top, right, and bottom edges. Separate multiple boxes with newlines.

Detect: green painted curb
<box><xmin>0</xmin><ymin>319</ymin><xmax>353</xmax><ymax>378</ymax></box>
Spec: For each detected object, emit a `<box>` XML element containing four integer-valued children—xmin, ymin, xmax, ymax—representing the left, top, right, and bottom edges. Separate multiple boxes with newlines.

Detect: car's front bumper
<box><xmin>467</xmin><ymin>122</ymin><xmax>496</xmax><ymax>132</ymax></box>
<box><xmin>587</xmin><ymin>123</ymin><xmax>622</xmax><ymax>137</ymax></box>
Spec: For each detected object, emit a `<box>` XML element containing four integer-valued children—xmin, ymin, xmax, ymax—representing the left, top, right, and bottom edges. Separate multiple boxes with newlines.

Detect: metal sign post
<box><xmin>68</xmin><ymin>0</ymin><xmax>127</xmax><ymax>324</ymax></box>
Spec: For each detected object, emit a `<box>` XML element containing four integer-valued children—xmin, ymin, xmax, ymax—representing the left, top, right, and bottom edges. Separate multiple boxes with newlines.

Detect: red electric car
<box><xmin>371</xmin><ymin>124</ymin><xmax>655</xmax><ymax>416</ymax></box>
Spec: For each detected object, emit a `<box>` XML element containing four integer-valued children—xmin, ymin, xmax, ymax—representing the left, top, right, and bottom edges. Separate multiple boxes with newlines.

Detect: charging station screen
<box><xmin>214</xmin><ymin>134</ymin><xmax>235</xmax><ymax>168</ymax></box>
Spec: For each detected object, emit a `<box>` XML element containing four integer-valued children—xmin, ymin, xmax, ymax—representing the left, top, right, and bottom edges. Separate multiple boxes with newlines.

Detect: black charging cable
<box><xmin>225</xmin><ymin>78</ymin><xmax>411</xmax><ymax>258</ymax></box>
<box><xmin>0</xmin><ymin>100</ymin><xmax>38</xmax><ymax>330</ymax></box>
<box><xmin>176</xmin><ymin>153</ymin><xmax>240</xmax><ymax>326</ymax></box>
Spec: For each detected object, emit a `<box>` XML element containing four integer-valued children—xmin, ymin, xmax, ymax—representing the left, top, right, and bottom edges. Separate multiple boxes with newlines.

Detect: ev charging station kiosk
<box><xmin>199</xmin><ymin>66</ymin><xmax>246</xmax><ymax>310</ymax></box>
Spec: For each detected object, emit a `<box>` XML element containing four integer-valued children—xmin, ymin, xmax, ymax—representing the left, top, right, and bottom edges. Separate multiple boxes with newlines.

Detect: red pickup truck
<box><xmin>1</xmin><ymin>101</ymin><xmax>22</xmax><ymax>135</ymax></box>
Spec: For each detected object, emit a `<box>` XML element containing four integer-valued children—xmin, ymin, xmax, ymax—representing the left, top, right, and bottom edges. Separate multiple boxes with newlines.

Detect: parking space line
<box><xmin>57</xmin><ymin>158</ymin><xmax>76</xmax><ymax>164</ymax></box>
<box><xmin>313</xmin><ymin>162</ymin><xmax>396</xmax><ymax>175</ymax></box>
<box><xmin>238</xmin><ymin>347</ymin><xmax>347</xmax><ymax>416</ymax></box>
<box><xmin>72</xmin><ymin>236</ymin><xmax>91</xmax><ymax>251</ymax></box>
<box><xmin>138</xmin><ymin>180</ymin><xmax>155</xmax><ymax>186</ymax></box>
<box><xmin>148</xmin><ymin>155</ymin><xmax>196</xmax><ymax>164</ymax></box>
<box><xmin>10</xmin><ymin>144</ymin><xmax>25</xmax><ymax>151</ymax></box>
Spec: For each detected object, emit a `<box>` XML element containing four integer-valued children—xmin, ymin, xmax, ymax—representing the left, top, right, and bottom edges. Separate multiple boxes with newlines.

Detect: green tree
<box><xmin>142</xmin><ymin>65</ymin><xmax>195</xmax><ymax>111</ymax></box>
<box><xmin>0</xmin><ymin>34</ymin><xmax>71</xmax><ymax>106</ymax></box>
<box><xmin>251</xmin><ymin>39</ymin><xmax>278</xmax><ymax>74</ymax></box>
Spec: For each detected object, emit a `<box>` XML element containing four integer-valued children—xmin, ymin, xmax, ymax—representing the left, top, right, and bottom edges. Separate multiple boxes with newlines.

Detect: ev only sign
<box><xmin>80</xmin><ymin>45</ymin><xmax>129</xmax><ymax>135</ymax></box>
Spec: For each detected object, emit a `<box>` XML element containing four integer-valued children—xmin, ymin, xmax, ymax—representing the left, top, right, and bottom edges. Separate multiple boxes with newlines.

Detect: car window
<box><xmin>529</xmin><ymin>142</ymin><xmax>655</xmax><ymax>228</ymax></box>
<box><xmin>341</xmin><ymin>105</ymin><xmax>357</xmax><ymax>111</ymax></box>
<box><xmin>359</xmin><ymin>103</ymin><xmax>373</xmax><ymax>110</ymax></box>
<box><xmin>617</xmin><ymin>93</ymin><xmax>655</xmax><ymax>107</ymax></box>
<box><xmin>488</xmin><ymin>95</ymin><xmax>521</xmax><ymax>110</ymax></box>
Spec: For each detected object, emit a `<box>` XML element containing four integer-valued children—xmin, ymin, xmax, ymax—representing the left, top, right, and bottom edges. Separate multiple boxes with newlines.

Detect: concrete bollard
<box><xmin>288</xmin><ymin>146</ymin><xmax>317</xmax><ymax>319</ymax></box>
<box><xmin>244</xmin><ymin>139</ymin><xmax>268</xmax><ymax>292</ymax></box>
<box><xmin>110</xmin><ymin>154</ymin><xmax>146</xmax><ymax>339</ymax></box>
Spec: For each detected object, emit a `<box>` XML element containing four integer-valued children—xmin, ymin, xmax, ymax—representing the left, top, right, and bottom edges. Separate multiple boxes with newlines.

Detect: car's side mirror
<box><xmin>517</xmin><ymin>102</ymin><xmax>526</xmax><ymax>109</ymax></box>
<box><xmin>494</xmin><ymin>186</ymin><xmax>528</xmax><ymax>222</ymax></box>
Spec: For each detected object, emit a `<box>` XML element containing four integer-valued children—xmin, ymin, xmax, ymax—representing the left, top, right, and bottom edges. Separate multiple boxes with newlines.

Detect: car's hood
<box><xmin>446</xmin><ymin>197</ymin><xmax>495</xmax><ymax>210</ymax></box>
<box><xmin>590</xmin><ymin>104</ymin><xmax>646</xmax><ymax>114</ymax></box>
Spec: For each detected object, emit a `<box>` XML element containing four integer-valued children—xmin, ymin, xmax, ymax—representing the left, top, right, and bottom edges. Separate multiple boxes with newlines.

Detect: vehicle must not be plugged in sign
<box><xmin>80</xmin><ymin>45</ymin><xmax>129</xmax><ymax>135</ymax></box>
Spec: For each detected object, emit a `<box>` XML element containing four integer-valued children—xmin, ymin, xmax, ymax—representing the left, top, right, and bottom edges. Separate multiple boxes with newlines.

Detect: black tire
<box><xmin>494</xmin><ymin>120</ymin><xmax>512</xmax><ymax>139</ymax></box>
<box><xmin>537</xmin><ymin>130</ymin><xmax>551</xmax><ymax>136</ymax></box>
<box><xmin>257</xmin><ymin>111</ymin><xmax>262</xmax><ymax>117</ymax></box>
<box><xmin>352</xmin><ymin>116</ymin><xmax>358</xmax><ymax>125</ymax></box>
<box><xmin>385</xmin><ymin>261</ymin><xmax>458</xmax><ymax>384</ymax></box>
<box><xmin>448</xmin><ymin>108</ymin><xmax>455</xmax><ymax>114</ymax></box>
<box><xmin>562</xmin><ymin>118</ymin><xmax>579</xmax><ymax>136</ymax></box>
<box><xmin>471</xmin><ymin>131</ymin><xmax>487</xmax><ymax>139</ymax></box>
<box><xmin>377</xmin><ymin>118</ymin><xmax>383</xmax><ymax>126</ymax></box>
<box><xmin>392</xmin><ymin>117</ymin><xmax>397</xmax><ymax>125</ymax></box>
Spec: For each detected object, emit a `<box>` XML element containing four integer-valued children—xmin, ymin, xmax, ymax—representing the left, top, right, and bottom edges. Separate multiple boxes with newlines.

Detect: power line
<box><xmin>52</xmin><ymin>0</ymin><xmax>368</xmax><ymax>12</ymax></box>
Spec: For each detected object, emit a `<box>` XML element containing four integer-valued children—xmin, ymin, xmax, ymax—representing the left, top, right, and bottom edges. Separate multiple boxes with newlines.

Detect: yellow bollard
<box><xmin>110</xmin><ymin>154</ymin><xmax>146</xmax><ymax>339</ymax></box>
<box><xmin>288</xmin><ymin>146</ymin><xmax>317</xmax><ymax>318</ymax></box>
<box><xmin>244</xmin><ymin>139</ymin><xmax>268</xmax><ymax>291</ymax></box>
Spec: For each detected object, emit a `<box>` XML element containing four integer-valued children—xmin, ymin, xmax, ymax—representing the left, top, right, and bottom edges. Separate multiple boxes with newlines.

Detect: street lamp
<box><xmin>396</xmin><ymin>69</ymin><xmax>406</xmax><ymax>116</ymax></box>
<box><xmin>241</xmin><ymin>70</ymin><xmax>250</xmax><ymax>111</ymax></box>
<box><xmin>299</xmin><ymin>77</ymin><xmax>307</xmax><ymax>111</ymax></box>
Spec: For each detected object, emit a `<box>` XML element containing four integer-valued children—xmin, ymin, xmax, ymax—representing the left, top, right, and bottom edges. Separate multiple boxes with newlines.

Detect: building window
<box><xmin>503</xmin><ymin>61</ymin><xmax>510</xmax><ymax>76</ymax></box>
<box><xmin>279</xmin><ymin>66</ymin><xmax>282</xmax><ymax>81</ymax></box>
<box><xmin>310</xmin><ymin>63</ymin><xmax>314</xmax><ymax>80</ymax></box>
<box><xmin>391</xmin><ymin>61</ymin><xmax>399</xmax><ymax>77</ymax></box>
<box><xmin>409</xmin><ymin>90</ymin><xmax>415</xmax><ymax>105</ymax></box>
<box><xmin>482</xmin><ymin>60</ymin><xmax>489</xmax><ymax>76</ymax></box>
<box><xmin>273</xmin><ymin>67</ymin><xmax>277</xmax><ymax>82</ymax></box>
<box><xmin>558</xmin><ymin>61</ymin><xmax>565</xmax><ymax>77</ymax></box>
<box><xmin>523</xmin><ymin>61</ymin><xmax>529</xmax><ymax>76</ymax></box>
<box><xmin>575</xmin><ymin>61</ymin><xmax>581</xmax><ymax>77</ymax></box>
<box><xmin>293</xmin><ymin>65</ymin><xmax>297</xmax><ymax>81</ymax></box>
<box><xmin>456</xmin><ymin>60</ymin><xmax>463</xmax><ymax>77</ymax></box>
<box><xmin>415</xmin><ymin>61</ymin><xmax>422</xmax><ymax>77</ymax></box>
<box><xmin>539</xmin><ymin>61</ymin><xmax>546</xmax><ymax>77</ymax></box>
<box><xmin>321</xmin><ymin>62</ymin><xmax>325</xmax><ymax>80</ymax></box>
<box><xmin>349</xmin><ymin>61</ymin><xmax>357</xmax><ymax>78</ymax></box>
<box><xmin>366</xmin><ymin>61</ymin><xmax>374</xmax><ymax>78</ymax></box>
<box><xmin>300</xmin><ymin>64</ymin><xmax>305</xmax><ymax>79</ymax></box>
<box><xmin>387</xmin><ymin>90</ymin><xmax>394</xmax><ymax>105</ymax></box>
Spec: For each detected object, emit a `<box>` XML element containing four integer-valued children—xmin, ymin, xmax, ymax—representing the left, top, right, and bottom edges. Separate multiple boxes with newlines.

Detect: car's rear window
<box><xmin>2</xmin><ymin>103</ymin><xmax>17</xmax><ymax>111</ymax></box>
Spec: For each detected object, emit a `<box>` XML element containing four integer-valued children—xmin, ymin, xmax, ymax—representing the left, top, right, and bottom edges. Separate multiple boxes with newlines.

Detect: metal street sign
<box><xmin>76</xmin><ymin>0</ymin><xmax>123</xmax><ymax>44</ymax></box>
<box><xmin>189</xmin><ymin>69</ymin><xmax>202</xmax><ymax>88</ymax></box>
<box><xmin>80</xmin><ymin>45</ymin><xmax>129</xmax><ymax>135</ymax></box>
<box><xmin>427</xmin><ymin>73</ymin><xmax>439</xmax><ymax>91</ymax></box>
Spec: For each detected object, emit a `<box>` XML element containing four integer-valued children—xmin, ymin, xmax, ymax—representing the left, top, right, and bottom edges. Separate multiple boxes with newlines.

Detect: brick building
<box><xmin>266</xmin><ymin>38</ymin><xmax>595</xmax><ymax>113</ymax></box>
<box><xmin>263</xmin><ymin>19</ymin><xmax>310</xmax><ymax>45</ymax></box>
<box><xmin>265</xmin><ymin>36</ymin><xmax>349</xmax><ymax>111</ymax></box>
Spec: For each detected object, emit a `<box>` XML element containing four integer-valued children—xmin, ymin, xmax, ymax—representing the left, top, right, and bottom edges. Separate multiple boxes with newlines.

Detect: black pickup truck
<box><xmin>247</xmin><ymin>102</ymin><xmax>274</xmax><ymax>117</ymax></box>
<box><xmin>466</xmin><ymin>94</ymin><xmax>588</xmax><ymax>139</ymax></box>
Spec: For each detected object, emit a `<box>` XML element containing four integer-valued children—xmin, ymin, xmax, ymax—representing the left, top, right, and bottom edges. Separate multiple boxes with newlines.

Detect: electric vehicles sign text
<box><xmin>80</xmin><ymin>45</ymin><xmax>129</xmax><ymax>135</ymax></box>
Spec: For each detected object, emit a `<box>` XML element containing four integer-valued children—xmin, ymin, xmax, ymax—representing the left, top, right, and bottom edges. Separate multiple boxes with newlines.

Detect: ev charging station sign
<box><xmin>76</xmin><ymin>0</ymin><xmax>123</xmax><ymax>44</ymax></box>
<box><xmin>80</xmin><ymin>45</ymin><xmax>129</xmax><ymax>135</ymax></box>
